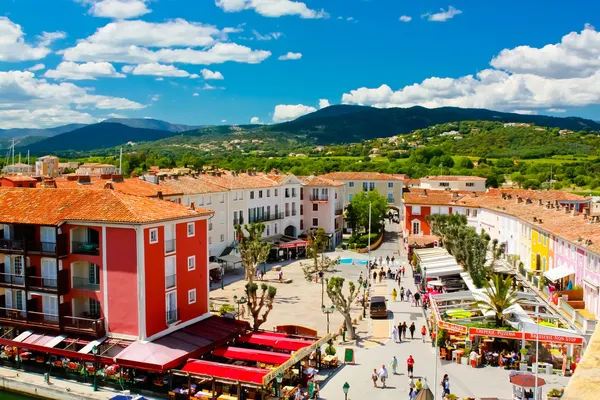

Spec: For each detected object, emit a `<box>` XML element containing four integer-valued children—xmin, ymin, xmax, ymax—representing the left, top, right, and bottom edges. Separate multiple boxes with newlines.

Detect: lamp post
<box><xmin>322</xmin><ymin>305</ymin><xmax>335</xmax><ymax>334</ymax></box>
<box><xmin>534</xmin><ymin>303</ymin><xmax>540</xmax><ymax>400</ymax></box>
<box><xmin>275</xmin><ymin>372</ymin><xmax>283</xmax><ymax>398</ymax></box>
<box><xmin>220</xmin><ymin>264</ymin><xmax>225</xmax><ymax>290</ymax></box>
<box><xmin>423</xmin><ymin>266</ymin><xmax>427</xmax><ymax>289</ymax></box>
<box><xmin>342</xmin><ymin>382</ymin><xmax>350</xmax><ymax>400</ymax></box>
<box><xmin>233</xmin><ymin>295</ymin><xmax>246</xmax><ymax>320</ymax></box>
<box><xmin>92</xmin><ymin>345</ymin><xmax>98</xmax><ymax>392</ymax></box>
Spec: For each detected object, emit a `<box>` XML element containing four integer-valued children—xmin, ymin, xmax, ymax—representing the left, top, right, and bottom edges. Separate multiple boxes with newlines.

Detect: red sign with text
<box><xmin>469</xmin><ymin>328</ymin><xmax>583</xmax><ymax>345</ymax></box>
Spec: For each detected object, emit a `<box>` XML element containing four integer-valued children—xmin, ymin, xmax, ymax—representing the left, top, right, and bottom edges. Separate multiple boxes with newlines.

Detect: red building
<box><xmin>0</xmin><ymin>186</ymin><xmax>212</xmax><ymax>342</ymax></box>
<box><xmin>0</xmin><ymin>176</ymin><xmax>38</xmax><ymax>188</ymax></box>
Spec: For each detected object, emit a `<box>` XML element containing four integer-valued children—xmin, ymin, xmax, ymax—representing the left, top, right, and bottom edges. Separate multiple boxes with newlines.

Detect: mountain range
<box><xmin>12</xmin><ymin>106</ymin><xmax>600</xmax><ymax>155</ymax></box>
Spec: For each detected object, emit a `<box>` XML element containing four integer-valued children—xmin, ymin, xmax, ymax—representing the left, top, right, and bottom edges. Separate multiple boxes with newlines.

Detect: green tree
<box><xmin>346</xmin><ymin>189</ymin><xmax>388</xmax><ymax>233</ymax></box>
<box><xmin>510</xmin><ymin>172</ymin><xmax>526</xmax><ymax>188</ymax></box>
<box><xmin>301</xmin><ymin>228</ymin><xmax>339</xmax><ymax>307</ymax></box>
<box><xmin>456</xmin><ymin>157</ymin><xmax>474</xmax><ymax>169</ymax></box>
<box><xmin>235</xmin><ymin>223</ymin><xmax>272</xmax><ymax>283</ymax></box>
<box><xmin>245</xmin><ymin>282</ymin><xmax>277</xmax><ymax>331</ymax></box>
<box><xmin>439</xmin><ymin>154</ymin><xmax>455</xmax><ymax>168</ymax></box>
<box><xmin>476</xmin><ymin>274</ymin><xmax>520</xmax><ymax>327</ymax></box>
<box><xmin>326</xmin><ymin>277</ymin><xmax>359</xmax><ymax>340</ymax></box>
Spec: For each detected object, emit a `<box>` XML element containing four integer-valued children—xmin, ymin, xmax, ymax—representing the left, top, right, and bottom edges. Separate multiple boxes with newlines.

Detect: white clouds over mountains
<box><xmin>84</xmin><ymin>0</ymin><xmax>151</xmax><ymax>19</ymax></box>
<box><xmin>201</xmin><ymin>69</ymin><xmax>225</xmax><ymax>80</ymax></box>
<box><xmin>342</xmin><ymin>25</ymin><xmax>600</xmax><ymax>114</ymax></box>
<box><xmin>216</xmin><ymin>0</ymin><xmax>328</xmax><ymax>19</ymax></box>
<box><xmin>272</xmin><ymin>104</ymin><xmax>316</xmax><ymax>122</ymax></box>
<box><xmin>0</xmin><ymin>17</ymin><xmax>65</xmax><ymax>61</ymax></box>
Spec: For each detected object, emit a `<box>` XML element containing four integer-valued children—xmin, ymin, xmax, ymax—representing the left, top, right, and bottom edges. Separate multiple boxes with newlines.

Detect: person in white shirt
<box><xmin>379</xmin><ymin>365</ymin><xmax>389</xmax><ymax>388</ymax></box>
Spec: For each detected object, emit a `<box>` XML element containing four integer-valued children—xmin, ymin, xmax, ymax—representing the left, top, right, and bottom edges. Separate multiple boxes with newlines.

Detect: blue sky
<box><xmin>1</xmin><ymin>0</ymin><xmax>600</xmax><ymax>128</ymax></box>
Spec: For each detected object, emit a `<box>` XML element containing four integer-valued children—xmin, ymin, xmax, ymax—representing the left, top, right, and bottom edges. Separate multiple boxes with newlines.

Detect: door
<box><xmin>12</xmin><ymin>255</ymin><xmax>24</xmax><ymax>285</ymax></box>
<box><xmin>41</xmin><ymin>258</ymin><xmax>57</xmax><ymax>288</ymax></box>
<box><xmin>40</xmin><ymin>227</ymin><xmax>56</xmax><ymax>252</ymax></box>
<box><xmin>165</xmin><ymin>257</ymin><xmax>176</xmax><ymax>289</ymax></box>
<box><xmin>166</xmin><ymin>291</ymin><xmax>177</xmax><ymax>323</ymax></box>
<box><xmin>89</xmin><ymin>263</ymin><xmax>100</xmax><ymax>286</ymax></box>
<box><xmin>42</xmin><ymin>295</ymin><xmax>59</xmax><ymax>323</ymax></box>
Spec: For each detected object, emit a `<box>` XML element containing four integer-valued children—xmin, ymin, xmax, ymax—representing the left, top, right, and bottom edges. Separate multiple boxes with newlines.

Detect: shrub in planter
<box><xmin>218</xmin><ymin>304</ymin><xmax>235</xmax><ymax>316</ymax></box>
<box><xmin>547</xmin><ymin>388</ymin><xmax>562</xmax><ymax>400</ymax></box>
<box><xmin>325</xmin><ymin>341</ymin><xmax>336</xmax><ymax>356</ymax></box>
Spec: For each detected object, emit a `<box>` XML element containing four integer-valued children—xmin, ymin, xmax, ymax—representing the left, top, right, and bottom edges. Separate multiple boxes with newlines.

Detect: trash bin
<box><xmin>545</xmin><ymin>363</ymin><xmax>553</xmax><ymax>375</ymax></box>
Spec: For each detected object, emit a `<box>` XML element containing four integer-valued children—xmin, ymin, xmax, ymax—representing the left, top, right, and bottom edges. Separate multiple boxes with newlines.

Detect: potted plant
<box><xmin>519</xmin><ymin>348</ymin><xmax>529</xmax><ymax>371</ymax></box>
<box><xmin>325</xmin><ymin>341</ymin><xmax>336</xmax><ymax>356</ymax></box>
<box><xmin>547</xmin><ymin>388</ymin><xmax>562</xmax><ymax>400</ymax></box>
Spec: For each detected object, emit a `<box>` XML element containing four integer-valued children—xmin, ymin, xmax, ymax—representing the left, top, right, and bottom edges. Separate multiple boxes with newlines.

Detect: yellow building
<box><xmin>531</xmin><ymin>228</ymin><xmax>550</xmax><ymax>271</ymax></box>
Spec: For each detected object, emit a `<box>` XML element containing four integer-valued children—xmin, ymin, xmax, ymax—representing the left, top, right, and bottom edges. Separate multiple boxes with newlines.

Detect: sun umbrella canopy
<box><xmin>446</xmin><ymin>309</ymin><xmax>471</xmax><ymax>319</ymax></box>
<box><xmin>509</xmin><ymin>374</ymin><xmax>546</xmax><ymax>387</ymax></box>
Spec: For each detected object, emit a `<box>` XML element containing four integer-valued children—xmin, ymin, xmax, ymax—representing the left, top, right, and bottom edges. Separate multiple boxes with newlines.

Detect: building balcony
<box><xmin>291</xmin><ymin>210</ymin><xmax>297</xmax><ymax>216</ymax></box>
<box><xmin>62</xmin><ymin>315</ymin><xmax>105</xmax><ymax>337</ymax></box>
<box><xmin>72</xmin><ymin>241</ymin><xmax>100</xmax><ymax>256</ymax></box>
<box><xmin>310</xmin><ymin>195</ymin><xmax>328</xmax><ymax>202</ymax></box>
<box><xmin>72</xmin><ymin>276</ymin><xmax>100</xmax><ymax>291</ymax></box>
<box><xmin>249</xmin><ymin>213</ymin><xmax>283</xmax><ymax>224</ymax></box>
<box><xmin>165</xmin><ymin>239</ymin><xmax>176</xmax><ymax>254</ymax></box>
<box><xmin>166</xmin><ymin>308</ymin><xmax>178</xmax><ymax>324</ymax></box>
<box><xmin>335</xmin><ymin>208</ymin><xmax>344</xmax><ymax>216</ymax></box>
<box><xmin>387</xmin><ymin>197</ymin><xmax>395</xmax><ymax>204</ymax></box>
<box><xmin>26</xmin><ymin>267</ymin><xmax>69</xmax><ymax>295</ymax></box>
<box><xmin>166</xmin><ymin>274</ymin><xmax>176</xmax><ymax>289</ymax></box>
<box><xmin>0</xmin><ymin>239</ymin><xmax>24</xmax><ymax>253</ymax></box>
<box><xmin>233</xmin><ymin>217</ymin><xmax>244</xmax><ymax>226</ymax></box>
<box><xmin>0</xmin><ymin>264</ymin><xmax>25</xmax><ymax>288</ymax></box>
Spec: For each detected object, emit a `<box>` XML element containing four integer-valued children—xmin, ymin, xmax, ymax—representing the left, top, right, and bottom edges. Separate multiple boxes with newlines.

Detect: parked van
<box><xmin>369</xmin><ymin>296</ymin><xmax>388</xmax><ymax>318</ymax></box>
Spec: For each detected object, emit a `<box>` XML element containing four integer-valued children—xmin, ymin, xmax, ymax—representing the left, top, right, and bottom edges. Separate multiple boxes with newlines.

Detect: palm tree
<box><xmin>476</xmin><ymin>274</ymin><xmax>520</xmax><ymax>327</ymax></box>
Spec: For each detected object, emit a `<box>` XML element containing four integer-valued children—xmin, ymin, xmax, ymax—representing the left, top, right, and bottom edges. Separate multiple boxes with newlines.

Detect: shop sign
<box><xmin>438</xmin><ymin>321</ymin><xmax>468</xmax><ymax>334</ymax></box>
<box><xmin>524</xmin><ymin>333</ymin><xmax>583</xmax><ymax>345</ymax></box>
<box><xmin>468</xmin><ymin>328</ymin><xmax>522</xmax><ymax>339</ymax></box>
<box><xmin>278</xmin><ymin>241</ymin><xmax>308</xmax><ymax>249</ymax></box>
<box><xmin>468</xmin><ymin>328</ymin><xmax>584</xmax><ymax>345</ymax></box>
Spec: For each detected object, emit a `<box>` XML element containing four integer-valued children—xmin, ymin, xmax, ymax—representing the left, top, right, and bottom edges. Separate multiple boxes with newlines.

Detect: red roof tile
<box><xmin>52</xmin><ymin>177</ymin><xmax>181</xmax><ymax>198</ymax></box>
<box><xmin>320</xmin><ymin>172</ymin><xmax>403</xmax><ymax>181</ymax></box>
<box><xmin>297</xmin><ymin>176</ymin><xmax>344</xmax><ymax>187</ymax></box>
<box><xmin>159</xmin><ymin>176</ymin><xmax>228</xmax><ymax>195</ymax></box>
<box><xmin>422</xmin><ymin>175</ymin><xmax>487</xmax><ymax>181</ymax></box>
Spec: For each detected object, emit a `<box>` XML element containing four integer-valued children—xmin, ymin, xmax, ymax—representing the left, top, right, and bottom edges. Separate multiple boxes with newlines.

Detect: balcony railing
<box><xmin>387</xmin><ymin>197</ymin><xmax>395</xmax><ymax>203</ymax></box>
<box><xmin>285</xmin><ymin>211</ymin><xmax>290</xmax><ymax>217</ymax></box>
<box><xmin>72</xmin><ymin>276</ymin><xmax>100</xmax><ymax>291</ymax></box>
<box><xmin>166</xmin><ymin>308</ymin><xmax>178</xmax><ymax>324</ymax></box>
<box><xmin>166</xmin><ymin>274</ymin><xmax>176</xmax><ymax>289</ymax></box>
<box><xmin>291</xmin><ymin>210</ymin><xmax>297</xmax><ymax>216</ymax></box>
<box><xmin>27</xmin><ymin>311</ymin><xmax>59</xmax><ymax>327</ymax></box>
<box><xmin>0</xmin><ymin>239</ymin><xmax>24</xmax><ymax>252</ymax></box>
<box><xmin>310</xmin><ymin>195</ymin><xmax>328</xmax><ymax>202</ymax></box>
<box><xmin>63</xmin><ymin>315</ymin><xmax>105</xmax><ymax>337</ymax></box>
<box><xmin>72</xmin><ymin>241</ymin><xmax>99</xmax><ymax>255</ymax></box>
<box><xmin>0</xmin><ymin>307</ymin><xmax>27</xmax><ymax>322</ymax></box>
<box><xmin>27</xmin><ymin>241</ymin><xmax>57</xmax><ymax>255</ymax></box>
<box><xmin>335</xmin><ymin>208</ymin><xmax>344</xmax><ymax>216</ymax></box>
<box><xmin>165</xmin><ymin>239</ymin><xmax>176</xmax><ymax>253</ymax></box>
<box><xmin>28</xmin><ymin>275</ymin><xmax>57</xmax><ymax>290</ymax></box>
<box><xmin>0</xmin><ymin>269</ymin><xmax>25</xmax><ymax>287</ymax></box>
<box><xmin>249</xmin><ymin>213</ymin><xmax>284</xmax><ymax>223</ymax></box>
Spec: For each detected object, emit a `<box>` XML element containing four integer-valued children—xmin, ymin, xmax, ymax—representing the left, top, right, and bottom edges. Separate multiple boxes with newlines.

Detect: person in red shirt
<box><xmin>421</xmin><ymin>325</ymin><xmax>427</xmax><ymax>342</ymax></box>
<box><xmin>407</xmin><ymin>355</ymin><xmax>415</xmax><ymax>377</ymax></box>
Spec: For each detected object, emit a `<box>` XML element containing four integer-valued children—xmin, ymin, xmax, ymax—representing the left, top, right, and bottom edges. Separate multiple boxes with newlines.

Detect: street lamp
<box><xmin>275</xmin><ymin>372</ymin><xmax>283</xmax><ymax>398</ymax></box>
<box><xmin>423</xmin><ymin>266</ymin><xmax>427</xmax><ymax>289</ymax></box>
<box><xmin>362</xmin><ymin>281</ymin><xmax>367</xmax><ymax>318</ymax></box>
<box><xmin>321</xmin><ymin>305</ymin><xmax>335</xmax><ymax>334</ymax></box>
<box><xmin>233</xmin><ymin>295</ymin><xmax>246</xmax><ymax>320</ymax></box>
<box><xmin>92</xmin><ymin>345</ymin><xmax>98</xmax><ymax>392</ymax></box>
<box><xmin>342</xmin><ymin>382</ymin><xmax>350</xmax><ymax>400</ymax></box>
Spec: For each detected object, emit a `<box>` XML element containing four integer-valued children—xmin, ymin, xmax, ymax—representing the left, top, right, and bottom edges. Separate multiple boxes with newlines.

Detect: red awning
<box><xmin>212</xmin><ymin>346</ymin><xmax>290</xmax><ymax>365</ymax></box>
<box><xmin>237</xmin><ymin>333</ymin><xmax>314</xmax><ymax>352</ymax></box>
<box><xmin>182</xmin><ymin>359</ymin><xmax>269</xmax><ymax>385</ymax></box>
<box><xmin>115</xmin><ymin>316</ymin><xmax>248</xmax><ymax>372</ymax></box>
<box><xmin>0</xmin><ymin>337</ymin><xmax>114</xmax><ymax>365</ymax></box>
<box><xmin>278</xmin><ymin>240</ymin><xmax>308</xmax><ymax>249</ymax></box>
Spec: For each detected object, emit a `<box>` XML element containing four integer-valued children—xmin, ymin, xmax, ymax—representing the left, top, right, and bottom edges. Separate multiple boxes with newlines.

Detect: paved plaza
<box><xmin>212</xmin><ymin>221</ymin><xmax>572</xmax><ymax>399</ymax></box>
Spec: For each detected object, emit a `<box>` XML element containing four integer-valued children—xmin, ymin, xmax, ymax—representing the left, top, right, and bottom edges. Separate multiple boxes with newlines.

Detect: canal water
<box><xmin>0</xmin><ymin>390</ymin><xmax>39</xmax><ymax>399</ymax></box>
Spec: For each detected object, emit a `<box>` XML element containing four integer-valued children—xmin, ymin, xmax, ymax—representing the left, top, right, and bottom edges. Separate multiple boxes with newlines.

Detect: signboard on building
<box><xmin>468</xmin><ymin>328</ymin><xmax>583</xmax><ymax>345</ymax></box>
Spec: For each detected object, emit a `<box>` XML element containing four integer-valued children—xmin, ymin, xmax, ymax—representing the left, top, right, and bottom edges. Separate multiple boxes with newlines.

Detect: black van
<box><xmin>369</xmin><ymin>296</ymin><xmax>388</xmax><ymax>318</ymax></box>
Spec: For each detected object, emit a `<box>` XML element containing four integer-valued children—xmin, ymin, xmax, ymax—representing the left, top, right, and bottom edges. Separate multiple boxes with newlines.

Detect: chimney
<box><xmin>565</xmin><ymin>207</ymin><xmax>570</xmax><ymax>214</ymax></box>
<box><xmin>525</xmin><ymin>198</ymin><xmax>533</xmax><ymax>204</ymax></box>
<box><xmin>66</xmin><ymin>175</ymin><xmax>78</xmax><ymax>181</ymax></box>
<box><xmin>516</xmin><ymin>196</ymin><xmax>523</xmax><ymax>204</ymax></box>
<box><xmin>40</xmin><ymin>179</ymin><xmax>57</xmax><ymax>189</ymax></box>
<box><xmin>190</xmin><ymin>203</ymin><xmax>195</xmax><ymax>210</ymax></box>
<box><xmin>77</xmin><ymin>175</ymin><xmax>91</xmax><ymax>184</ymax></box>
<box><xmin>103</xmin><ymin>182</ymin><xmax>114</xmax><ymax>190</ymax></box>
<box><xmin>538</xmin><ymin>199</ymin><xmax>543</xmax><ymax>206</ymax></box>
<box><xmin>502</xmin><ymin>193</ymin><xmax>507</xmax><ymax>200</ymax></box>
<box><xmin>100</xmin><ymin>174</ymin><xmax>112</xmax><ymax>179</ymax></box>
<box><xmin>157</xmin><ymin>191</ymin><xmax>163</xmax><ymax>200</ymax></box>
<box><xmin>533</xmin><ymin>217</ymin><xmax>538</xmax><ymax>222</ymax></box>
<box><xmin>572</xmin><ymin>208</ymin><xmax>579</xmax><ymax>217</ymax></box>
<box><xmin>110</xmin><ymin>174</ymin><xmax>124</xmax><ymax>183</ymax></box>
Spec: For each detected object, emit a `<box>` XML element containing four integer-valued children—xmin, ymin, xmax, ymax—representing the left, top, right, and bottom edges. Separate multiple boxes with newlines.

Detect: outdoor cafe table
<box><xmin>217</xmin><ymin>395</ymin><xmax>238</xmax><ymax>400</ymax></box>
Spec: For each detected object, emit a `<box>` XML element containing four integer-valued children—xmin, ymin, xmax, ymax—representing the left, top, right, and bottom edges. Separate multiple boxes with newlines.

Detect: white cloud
<box><xmin>201</xmin><ymin>68</ymin><xmax>224</xmax><ymax>80</ymax></box>
<box><xmin>156</xmin><ymin>77</ymin><xmax>164</xmax><ymax>81</ymax></box>
<box><xmin>107</xmin><ymin>113</ymin><xmax>127</xmax><ymax>118</ymax></box>
<box><xmin>44</xmin><ymin>61</ymin><xmax>125</xmax><ymax>80</ymax></box>
<box><xmin>0</xmin><ymin>17</ymin><xmax>64</xmax><ymax>61</ymax></box>
<box><xmin>122</xmin><ymin>63</ymin><xmax>192</xmax><ymax>77</ymax></box>
<box><xmin>513</xmin><ymin>109</ymin><xmax>538</xmax><ymax>115</ymax></box>
<box><xmin>318</xmin><ymin>99</ymin><xmax>330</xmax><ymax>109</ymax></box>
<box><xmin>341</xmin><ymin>25</ymin><xmax>600</xmax><ymax>113</ymax></box>
<box><xmin>422</xmin><ymin>6</ymin><xmax>462</xmax><ymax>22</ymax></box>
<box><xmin>347</xmin><ymin>17</ymin><xmax>354</xmax><ymax>21</ymax></box>
<box><xmin>252</xmin><ymin>30</ymin><xmax>283</xmax><ymax>40</ymax></box>
<box><xmin>221</xmin><ymin>119</ymin><xmax>227</xmax><ymax>123</ymax></box>
<box><xmin>203</xmin><ymin>83</ymin><xmax>217</xmax><ymax>90</ymax></box>
<box><xmin>216</xmin><ymin>0</ymin><xmax>328</xmax><ymax>19</ymax></box>
<box><xmin>27</xmin><ymin>63</ymin><xmax>45</xmax><ymax>72</ymax></box>
<box><xmin>86</xmin><ymin>0</ymin><xmax>151</xmax><ymax>19</ymax></box>
<box><xmin>250</xmin><ymin>116</ymin><xmax>261</xmax><ymax>124</ymax></box>
<box><xmin>278</xmin><ymin>51</ymin><xmax>302</xmax><ymax>60</ymax></box>
<box><xmin>151</xmin><ymin>94</ymin><xmax>160</xmax><ymax>101</ymax></box>
<box><xmin>546</xmin><ymin>108</ymin><xmax>566</xmax><ymax>113</ymax></box>
<box><xmin>272</xmin><ymin>104</ymin><xmax>316</xmax><ymax>122</ymax></box>
<box><xmin>193</xmin><ymin>93</ymin><xmax>199</xmax><ymax>96</ymax></box>
<box><xmin>399</xmin><ymin>15</ymin><xmax>412</xmax><ymax>22</ymax></box>
<box><xmin>0</xmin><ymin>70</ymin><xmax>145</xmax><ymax>128</ymax></box>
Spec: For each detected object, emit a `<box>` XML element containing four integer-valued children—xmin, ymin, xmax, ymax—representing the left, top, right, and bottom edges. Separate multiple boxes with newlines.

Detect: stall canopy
<box><xmin>212</xmin><ymin>346</ymin><xmax>291</xmax><ymax>365</ymax></box>
<box><xmin>425</xmin><ymin>265</ymin><xmax>463</xmax><ymax>278</ymax></box>
<box><xmin>115</xmin><ymin>316</ymin><xmax>248</xmax><ymax>372</ymax></box>
<box><xmin>544</xmin><ymin>265</ymin><xmax>575</xmax><ymax>282</ymax></box>
<box><xmin>182</xmin><ymin>359</ymin><xmax>269</xmax><ymax>385</ymax></box>
<box><xmin>237</xmin><ymin>332</ymin><xmax>313</xmax><ymax>352</ymax></box>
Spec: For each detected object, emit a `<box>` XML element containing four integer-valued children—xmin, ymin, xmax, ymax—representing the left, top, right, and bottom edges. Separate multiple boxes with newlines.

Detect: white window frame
<box><xmin>349</xmin><ymin>182</ymin><xmax>355</xmax><ymax>188</ymax></box>
<box><xmin>149</xmin><ymin>228</ymin><xmax>159</xmax><ymax>244</ymax></box>
<box><xmin>466</xmin><ymin>182</ymin><xmax>475</xmax><ymax>187</ymax></box>
<box><xmin>388</xmin><ymin>182</ymin><xmax>394</xmax><ymax>188</ymax></box>
<box><xmin>187</xmin><ymin>222</ymin><xmax>195</xmax><ymax>237</ymax></box>
<box><xmin>233</xmin><ymin>192</ymin><xmax>238</xmax><ymax>201</ymax></box>
<box><xmin>220</xmin><ymin>234</ymin><xmax>225</xmax><ymax>242</ymax></box>
<box><xmin>166</xmin><ymin>291</ymin><xmax>177</xmax><ymax>323</ymax></box>
<box><xmin>187</xmin><ymin>255</ymin><xmax>196</xmax><ymax>271</ymax></box>
<box><xmin>209</xmin><ymin>236</ymin><xmax>212</xmax><ymax>244</ymax></box>
<box><xmin>412</xmin><ymin>205</ymin><xmax>421</xmax><ymax>215</ymax></box>
<box><xmin>165</xmin><ymin>256</ymin><xmax>176</xmax><ymax>290</ymax></box>
<box><xmin>312</xmin><ymin>218</ymin><xmax>319</xmax><ymax>227</ymax></box>
<box><xmin>220</xmin><ymin>194</ymin><xmax>225</xmax><ymax>203</ymax></box>
<box><xmin>412</xmin><ymin>220</ymin><xmax>421</xmax><ymax>235</ymax></box>
<box><xmin>188</xmin><ymin>289</ymin><xmax>197</xmax><ymax>304</ymax></box>
<box><xmin>206</xmin><ymin>196</ymin><xmax>212</xmax><ymax>205</ymax></box>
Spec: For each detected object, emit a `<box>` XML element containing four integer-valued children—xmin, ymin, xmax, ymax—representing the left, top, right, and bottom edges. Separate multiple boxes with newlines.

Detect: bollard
<box><xmin>343</xmin><ymin>328</ymin><xmax>346</xmax><ymax>342</ymax></box>
<box><xmin>44</xmin><ymin>373</ymin><xmax>50</xmax><ymax>384</ymax></box>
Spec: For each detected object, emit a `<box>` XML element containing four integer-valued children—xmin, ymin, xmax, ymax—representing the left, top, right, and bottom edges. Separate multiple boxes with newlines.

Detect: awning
<box><xmin>425</xmin><ymin>265</ymin><xmax>463</xmax><ymax>278</ymax></box>
<box><xmin>115</xmin><ymin>316</ymin><xmax>248</xmax><ymax>372</ymax></box>
<box><xmin>544</xmin><ymin>265</ymin><xmax>575</xmax><ymax>281</ymax></box>
<box><xmin>182</xmin><ymin>359</ymin><xmax>269</xmax><ymax>385</ymax></box>
<box><xmin>209</xmin><ymin>262</ymin><xmax>221</xmax><ymax>271</ymax></box>
<box><xmin>212</xmin><ymin>346</ymin><xmax>291</xmax><ymax>365</ymax></box>
<box><xmin>278</xmin><ymin>240</ymin><xmax>308</xmax><ymax>249</ymax></box>
<box><xmin>237</xmin><ymin>332</ymin><xmax>313</xmax><ymax>352</ymax></box>
<box><xmin>218</xmin><ymin>255</ymin><xmax>242</xmax><ymax>264</ymax></box>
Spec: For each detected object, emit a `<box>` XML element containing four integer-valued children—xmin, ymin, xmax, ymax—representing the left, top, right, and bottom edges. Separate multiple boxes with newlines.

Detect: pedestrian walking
<box><xmin>386</xmin><ymin>255</ymin><xmax>390</xmax><ymax>265</ymax></box>
<box><xmin>373</xmin><ymin>271</ymin><xmax>377</xmax><ymax>281</ymax></box>
<box><xmin>414</xmin><ymin>291</ymin><xmax>421</xmax><ymax>306</ymax></box>
<box><xmin>391</xmin><ymin>255</ymin><xmax>395</xmax><ymax>264</ymax></box>
<box><xmin>391</xmin><ymin>356</ymin><xmax>398</xmax><ymax>375</ymax></box>
<box><xmin>402</xmin><ymin>267</ymin><xmax>406</xmax><ymax>277</ymax></box>
<box><xmin>379</xmin><ymin>365</ymin><xmax>388</xmax><ymax>388</ymax></box>
<box><xmin>378</xmin><ymin>270</ymin><xmax>383</xmax><ymax>283</ymax></box>
<box><xmin>400</xmin><ymin>287</ymin><xmax>405</xmax><ymax>302</ymax></box>
<box><xmin>409</xmin><ymin>388</ymin><xmax>417</xmax><ymax>400</ymax></box>
<box><xmin>397</xmin><ymin>322</ymin><xmax>403</xmax><ymax>343</ymax></box>
<box><xmin>392</xmin><ymin>325</ymin><xmax>399</xmax><ymax>343</ymax></box>
<box><xmin>406</xmin><ymin>355</ymin><xmax>415</xmax><ymax>377</ymax></box>
<box><xmin>379</xmin><ymin>256</ymin><xmax>383</xmax><ymax>265</ymax></box>
<box><xmin>408</xmin><ymin>376</ymin><xmax>416</xmax><ymax>391</ymax></box>
<box><xmin>406</xmin><ymin>288</ymin><xmax>412</xmax><ymax>302</ymax></box>
<box><xmin>402</xmin><ymin>322</ymin><xmax>408</xmax><ymax>339</ymax></box>
<box><xmin>431</xmin><ymin>329</ymin><xmax>437</xmax><ymax>347</ymax></box>
<box><xmin>441</xmin><ymin>374</ymin><xmax>450</xmax><ymax>397</ymax></box>
<box><xmin>421</xmin><ymin>325</ymin><xmax>427</xmax><ymax>342</ymax></box>
<box><xmin>278</xmin><ymin>270</ymin><xmax>283</xmax><ymax>282</ymax></box>
<box><xmin>372</xmin><ymin>368</ymin><xmax>379</xmax><ymax>388</ymax></box>
<box><xmin>391</xmin><ymin>288</ymin><xmax>397</xmax><ymax>302</ymax></box>
<box><xmin>415</xmin><ymin>378</ymin><xmax>423</xmax><ymax>392</ymax></box>
<box><xmin>294</xmin><ymin>384</ymin><xmax>303</xmax><ymax>400</ymax></box>
<box><xmin>409</xmin><ymin>322</ymin><xmax>416</xmax><ymax>339</ymax></box>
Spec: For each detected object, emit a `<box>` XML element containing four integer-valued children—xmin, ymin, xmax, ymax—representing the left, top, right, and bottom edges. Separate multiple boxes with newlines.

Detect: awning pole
<box><xmin>212</xmin><ymin>377</ymin><xmax>216</xmax><ymax>400</ymax></box>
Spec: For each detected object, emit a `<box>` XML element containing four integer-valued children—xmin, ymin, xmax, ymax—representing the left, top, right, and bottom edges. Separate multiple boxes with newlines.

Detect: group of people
<box><xmin>392</xmin><ymin>322</ymin><xmax>423</xmax><ymax>342</ymax></box>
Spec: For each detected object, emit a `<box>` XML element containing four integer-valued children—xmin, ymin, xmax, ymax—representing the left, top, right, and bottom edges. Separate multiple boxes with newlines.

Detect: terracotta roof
<box><xmin>159</xmin><ymin>176</ymin><xmax>228</xmax><ymax>195</ymax></box>
<box><xmin>422</xmin><ymin>175</ymin><xmax>487</xmax><ymax>181</ymax></box>
<box><xmin>408</xmin><ymin>235</ymin><xmax>440</xmax><ymax>247</ymax></box>
<box><xmin>195</xmin><ymin>172</ymin><xmax>280</xmax><ymax>190</ymax></box>
<box><xmin>458</xmin><ymin>193</ymin><xmax>600</xmax><ymax>254</ymax></box>
<box><xmin>0</xmin><ymin>188</ymin><xmax>210</xmax><ymax>225</ymax></box>
<box><xmin>51</xmin><ymin>177</ymin><xmax>181</xmax><ymax>198</ymax></box>
<box><xmin>1</xmin><ymin>176</ymin><xmax>38</xmax><ymax>182</ymax></box>
<box><xmin>392</xmin><ymin>174</ymin><xmax>410</xmax><ymax>180</ymax></box>
<box><xmin>320</xmin><ymin>172</ymin><xmax>403</xmax><ymax>181</ymax></box>
<box><xmin>297</xmin><ymin>176</ymin><xmax>344</xmax><ymax>187</ymax></box>
<box><xmin>265</xmin><ymin>174</ymin><xmax>290</xmax><ymax>184</ymax></box>
<box><xmin>403</xmin><ymin>188</ymin><xmax>469</xmax><ymax>206</ymax></box>
<box><xmin>487</xmin><ymin>188</ymin><xmax>590</xmax><ymax>202</ymax></box>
